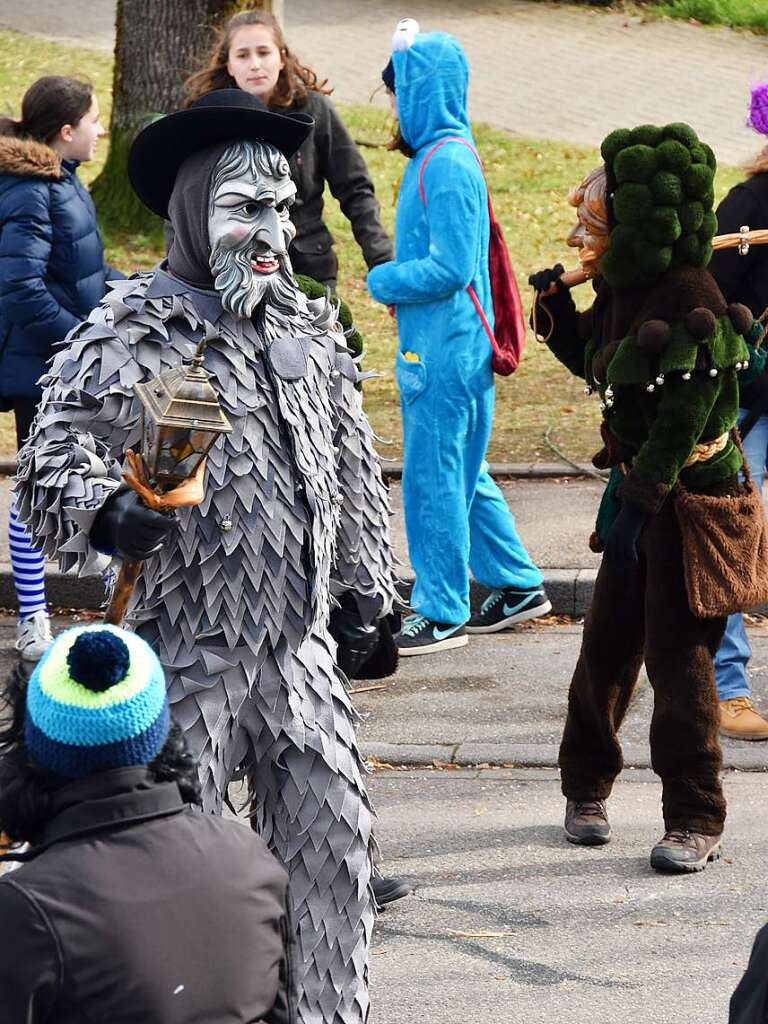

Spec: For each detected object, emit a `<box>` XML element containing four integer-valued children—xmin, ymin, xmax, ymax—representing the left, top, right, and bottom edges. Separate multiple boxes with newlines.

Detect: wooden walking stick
<box><xmin>103</xmin><ymin>340</ymin><xmax>231</xmax><ymax>626</ymax></box>
<box><xmin>532</xmin><ymin>226</ymin><xmax>768</xmax><ymax>344</ymax></box>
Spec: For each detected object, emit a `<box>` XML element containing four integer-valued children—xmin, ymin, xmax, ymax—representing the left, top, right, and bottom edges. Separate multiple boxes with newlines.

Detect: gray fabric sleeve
<box><xmin>15</xmin><ymin>307</ymin><xmax>143</xmax><ymax>576</ymax></box>
<box><xmin>329</xmin><ymin>333</ymin><xmax>399</xmax><ymax>622</ymax></box>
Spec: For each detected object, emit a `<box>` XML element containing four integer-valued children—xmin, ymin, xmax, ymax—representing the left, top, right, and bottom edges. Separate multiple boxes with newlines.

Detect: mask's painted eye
<box><xmin>241</xmin><ymin>202</ymin><xmax>259</xmax><ymax>217</ymax></box>
<box><xmin>276</xmin><ymin>202</ymin><xmax>290</xmax><ymax>215</ymax></box>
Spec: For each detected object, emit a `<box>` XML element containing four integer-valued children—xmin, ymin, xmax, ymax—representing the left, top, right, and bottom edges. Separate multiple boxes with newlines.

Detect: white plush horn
<box><xmin>392</xmin><ymin>18</ymin><xmax>419</xmax><ymax>51</ymax></box>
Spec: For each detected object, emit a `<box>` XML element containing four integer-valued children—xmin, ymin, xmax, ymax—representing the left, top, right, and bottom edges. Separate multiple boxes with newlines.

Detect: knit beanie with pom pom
<box><xmin>24</xmin><ymin>624</ymin><xmax>169</xmax><ymax>778</ymax></box>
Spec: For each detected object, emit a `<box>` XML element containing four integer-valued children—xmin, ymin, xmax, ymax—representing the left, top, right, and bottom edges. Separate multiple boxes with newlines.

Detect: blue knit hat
<box><xmin>24</xmin><ymin>625</ymin><xmax>170</xmax><ymax>779</ymax></box>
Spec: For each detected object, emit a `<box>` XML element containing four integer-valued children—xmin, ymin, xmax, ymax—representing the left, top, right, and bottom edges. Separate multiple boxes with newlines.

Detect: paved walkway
<box><xmin>0</xmin><ymin>613</ymin><xmax>763</xmax><ymax>1021</ymax></box>
<box><xmin>1</xmin><ymin>0</ymin><xmax>766</xmax><ymax>163</ymax></box>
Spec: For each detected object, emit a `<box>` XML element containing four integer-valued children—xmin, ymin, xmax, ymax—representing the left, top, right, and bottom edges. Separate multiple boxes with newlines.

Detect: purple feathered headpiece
<box><xmin>748</xmin><ymin>81</ymin><xmax>768</xmax><ymax>135</ymax></box>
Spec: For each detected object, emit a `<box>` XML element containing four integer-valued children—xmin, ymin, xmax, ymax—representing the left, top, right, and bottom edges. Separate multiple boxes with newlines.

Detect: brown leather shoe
<box><xmin>564</xmin><ymin>799</ymin><xmax>611</xmax><ymax>846</ymax></box>
<box><xmin>650</xmin><ymin>829</ymin><xmax>722</xmax><ymax>873</ymax></box>
<box><xmin>720</xmin><ymin>697</ymin><xmax>768</xmax><ymax>741</ymax></box>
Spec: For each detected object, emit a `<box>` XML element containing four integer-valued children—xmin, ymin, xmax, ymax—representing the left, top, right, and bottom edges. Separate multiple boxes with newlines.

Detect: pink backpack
<box><xmin>418</xmin><ymin>137</ymin><xmax>526</xmax><ymax>376</ymax></box>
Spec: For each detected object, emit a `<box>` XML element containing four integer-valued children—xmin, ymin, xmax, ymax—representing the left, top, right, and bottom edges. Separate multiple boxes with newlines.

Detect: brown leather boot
<box><xmin>564</xmin><ymin>799</ymin><xmax>611</xmax><ymax>846</ymax></box>
<box><xmin>650</xmin><ymin>829</ymin><xmax>722</xmax><ymax>873</ymax></box>
<box><xmin>719</xmin><ymin>697</ymin><xmax>768</xmax><ymax>741</ymax></box>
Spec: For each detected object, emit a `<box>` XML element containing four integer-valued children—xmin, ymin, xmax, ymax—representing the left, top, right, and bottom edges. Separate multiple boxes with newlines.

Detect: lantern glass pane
<box><xmin>155</xmin><ymin>426</ymin><xmax>217</xmax><ymax>482</ymax></box>
<box><xmin>143</xmin><ymin>415</ymin><xmax>157</xmax><ymax>477</ymax></box>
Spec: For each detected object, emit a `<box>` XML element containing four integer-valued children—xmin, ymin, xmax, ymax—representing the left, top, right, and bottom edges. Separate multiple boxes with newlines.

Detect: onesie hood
<box><xmin>392</xmin><ymin>32</ymin><xmax>472</xmax><ymax>153</ymax></box>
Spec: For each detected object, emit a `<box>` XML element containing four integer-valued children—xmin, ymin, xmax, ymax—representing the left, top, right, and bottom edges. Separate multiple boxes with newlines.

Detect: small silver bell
<box><xmin>735</xmin><ymin>361</ymin><xmax>743</xmax><ymax>371</ymax></box>
<box><xmin>682</xmin><ymin>372</ymin><xmax>692</xmax><ymax>380</ymax></box>
<box><xmin>584</xmin><ymin>385</ymin><xmax>593</xmax><ymax>396</ymax></box>
<box><xmin>646</xmin><ymin>383</ymin><xmax>655</xmax><ymax>393</ymax></box>
<box><xmin>220</xmin><ymin>516</ymin><xmax>233</xmax><ymax>533</ymax></box>
<box><xmin>655</xmin><ymin>374</ymin><xmax>665</xmax><ymax>386</ymax></box>
<box><xmin>606</xmin><ymin>398</ymin><xmax>614</xmax><ymax>408</ymax></box>
<box><xmin>599</xmin><ymin>401</ymin><xmax>606</xmax><ymax>412</ymax></box>
<box><xmin>709</xmin><ymin>367</ymin><xmax>718</xmax><ymax>377</ymax></box>
<box><xmin>605</xmin><ymin>386</ymin><xmax>614</xmax><ymax>398</ymax></box>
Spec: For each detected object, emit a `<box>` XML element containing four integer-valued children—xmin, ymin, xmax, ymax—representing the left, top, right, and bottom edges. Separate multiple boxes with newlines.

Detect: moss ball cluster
<box><xmin>600</xmin><ymin>123</ymin><xmax>717</xmax><ymax>288</ymax></box>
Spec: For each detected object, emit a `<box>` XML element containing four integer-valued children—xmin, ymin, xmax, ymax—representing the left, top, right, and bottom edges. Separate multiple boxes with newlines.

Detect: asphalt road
<box><xmin>2</xmin><ymin>616</ymin><xmax>765</xmax><ymax>1022</ymax></box>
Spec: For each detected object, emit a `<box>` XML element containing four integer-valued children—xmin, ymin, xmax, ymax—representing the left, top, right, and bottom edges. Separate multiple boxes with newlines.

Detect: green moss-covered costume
<box><xmin>535</xmin><ymin>123</ymin><xmax>761</xmax><ymax>848</ymax></box>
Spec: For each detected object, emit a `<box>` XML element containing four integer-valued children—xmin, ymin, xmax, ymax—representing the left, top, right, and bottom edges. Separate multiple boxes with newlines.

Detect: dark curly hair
<box><xmin>0</xmin><ymin>665</ymin><xmax>202</xmax><ymax>848</ymax></box>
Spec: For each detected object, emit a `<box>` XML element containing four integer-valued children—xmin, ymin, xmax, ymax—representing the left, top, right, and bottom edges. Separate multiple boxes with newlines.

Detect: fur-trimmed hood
<box><xmin>0</xmin><ymin>135</ymin><xmax>61</xmax><ymax>179</ymax></box>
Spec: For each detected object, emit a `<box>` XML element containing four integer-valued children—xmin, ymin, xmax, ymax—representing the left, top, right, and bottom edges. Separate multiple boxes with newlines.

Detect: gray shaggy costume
<box><xmin>16</xmin><ymin>104</ymin><xmax>397</xmax><ymax>1024</ymax></box>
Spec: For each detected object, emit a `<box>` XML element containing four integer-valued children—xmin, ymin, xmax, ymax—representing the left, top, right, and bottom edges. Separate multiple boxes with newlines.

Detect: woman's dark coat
<box><xmin>730</xmin><ymin>923</ymin><xmax>768</xmax><ymax>1023</ymax></box>
<box><xmin>0</xmin><ymin>135</ymin><xmax>119</xmax><ymax>401</ymax></box>
<box><xmin>0</xmin><ymin>766</ymin><xmax>296</xmax><ymax>1024</ymax></box>
<box><xmin>709</xmin><ymin>171</ymin><xmax>768</xmax><ymax>412</ymax></box>
<box><xmin>286</xmin><ymin>91</ymin><xmax>392</xmax><ymax>285</ymax></box>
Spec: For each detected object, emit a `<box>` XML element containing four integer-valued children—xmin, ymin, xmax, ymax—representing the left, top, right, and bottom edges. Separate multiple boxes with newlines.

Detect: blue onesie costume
<box><xmin>368</xmin><ymin>31</ymin><xmax>544</xmax><ymax>627</ymax></box>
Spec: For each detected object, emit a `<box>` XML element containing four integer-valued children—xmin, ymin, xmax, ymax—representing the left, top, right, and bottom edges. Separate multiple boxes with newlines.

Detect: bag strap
<box><xmin>417</xmin><ymin>137</ymin><xmax>497</xmax><ymax>350</ymax></box>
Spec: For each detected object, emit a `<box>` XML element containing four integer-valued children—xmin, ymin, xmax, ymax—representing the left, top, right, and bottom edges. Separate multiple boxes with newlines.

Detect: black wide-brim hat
<box><xmin>128</xmin><ymin>89</ymin><xmax>314</xmax><ymax>219</ymax></box>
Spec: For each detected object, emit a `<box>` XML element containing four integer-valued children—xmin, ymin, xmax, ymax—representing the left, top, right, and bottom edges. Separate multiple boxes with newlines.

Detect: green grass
<box><xmin>0</xmin><ymin>28</ymin><xmax>744</xmax><ymax>463</ymax></box>
<box><xmin>545</xmin><ymin>0</ymin><xmax>768</xmax><ymax>32</ymax></box>
<box><xmin>656</xmin><ymin>0</ymin><xmax>768</xmax><ymax>31</ymax></box>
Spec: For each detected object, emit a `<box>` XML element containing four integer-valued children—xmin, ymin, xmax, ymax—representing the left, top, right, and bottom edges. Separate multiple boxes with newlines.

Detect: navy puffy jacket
<box><xmin>0</xmin><ymin>135</ymin><xmax>119</xmax><ymax>401</ymax></box>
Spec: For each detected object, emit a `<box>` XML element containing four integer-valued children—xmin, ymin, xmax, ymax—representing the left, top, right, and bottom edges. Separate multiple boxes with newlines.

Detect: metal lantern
<box><xmin>133</xmin><ymin>339</ymin><xmax>231</xmax><ymax>492</ymax></box>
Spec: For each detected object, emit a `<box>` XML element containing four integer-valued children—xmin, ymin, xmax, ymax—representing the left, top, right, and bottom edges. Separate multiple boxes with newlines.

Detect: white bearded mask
<box><xmin>208</xmin><ymin>141</ymin><xmax>298</xmax><ymax>319</ymax></box>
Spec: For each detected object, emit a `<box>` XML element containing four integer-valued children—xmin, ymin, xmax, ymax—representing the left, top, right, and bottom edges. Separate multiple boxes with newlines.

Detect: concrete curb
<box><xmin>4</xmin><ymin>566</ymin><xmax>592</xmax><ymax>615</ymax></box>
<box><xmin>362</xmin><ymin>740</ymin><xmax>768</xmax><ymax>772</ymax></box>
<box><xmin>0</xmin><ymin>459</ymin><xmax>598</xmax><ymax>481</ymax></box>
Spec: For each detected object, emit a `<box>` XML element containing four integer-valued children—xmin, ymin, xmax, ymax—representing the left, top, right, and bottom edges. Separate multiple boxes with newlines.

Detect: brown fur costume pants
<box><xmin>559</xmin><ymin>500</ymin><xmax>726</xmax><ymax>835</ymax></box>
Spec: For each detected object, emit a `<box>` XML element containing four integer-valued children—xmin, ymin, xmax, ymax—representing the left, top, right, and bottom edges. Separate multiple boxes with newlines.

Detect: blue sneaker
<box><xmin>396</xmin><ymin>614</ymin><xmax>468</xmax><ymax>657</ymax></box>
<box><xmin>466</xmin><ymin>586</ymin><xmax>551</xmax><ymax>634</ymax></box>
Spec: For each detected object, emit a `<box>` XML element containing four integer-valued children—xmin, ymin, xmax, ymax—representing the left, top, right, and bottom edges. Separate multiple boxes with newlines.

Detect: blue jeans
<box><xmin>713</xmin><ymin>408</ymin><xmax>768</xmax><ymax>700</ymax></box>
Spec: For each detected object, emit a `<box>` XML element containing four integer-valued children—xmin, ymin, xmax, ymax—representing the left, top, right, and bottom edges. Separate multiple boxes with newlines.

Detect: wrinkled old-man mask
<box><xmin>208</xmin><ymin>140</ymin><xmax>297</xmax><ymax>318</ymax></box>
<box><xmin>566</xmin><ymin>165</ymin><xmax>610</xmax><ymax>279</ymax></box>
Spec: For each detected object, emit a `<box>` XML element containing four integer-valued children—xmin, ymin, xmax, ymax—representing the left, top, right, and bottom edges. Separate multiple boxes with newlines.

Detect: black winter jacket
<box><xmin>709</xmin><ymin>172</ymin><xmax>768</xmax><ymax>410</ymax></box>
<box><xmin>0</xmin><ymin>135</ymin><xmax>120</xmax><ymax>402</ymax></box>
<box><xmin>0</xmin><ymin>767</ymin><xmax>296</xmax><ymax>1024</ymax></box>
<box><xmin>730</xmin><ymin>923</ymin><xmax>768</xmax><ymax>1023</ymax></box>
<box><xmin>286</xmin><ymin>92</ymin><xmax>392</xmax><ymax>285</ymax></box>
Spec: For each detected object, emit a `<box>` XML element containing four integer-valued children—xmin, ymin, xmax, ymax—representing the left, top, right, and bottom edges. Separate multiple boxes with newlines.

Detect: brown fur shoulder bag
<box><xmin>675</xmin><ymin>451</ymin><xmax>768</xmax><ymax>618</ymax></box>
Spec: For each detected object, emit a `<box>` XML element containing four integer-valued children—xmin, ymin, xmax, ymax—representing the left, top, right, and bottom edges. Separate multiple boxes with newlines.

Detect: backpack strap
<box><xmin>417</xmin><ymin>137</ymin><xmax>496</xmax><ymax>349</ymax></box>
<box><xmin>418</xmin><ymin>136</ymin><xmax>482</xmax><ymax>203</ymax></box>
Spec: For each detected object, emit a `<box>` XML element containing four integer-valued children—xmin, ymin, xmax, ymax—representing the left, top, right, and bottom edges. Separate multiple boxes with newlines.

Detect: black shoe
<box><xmin>466</xmin><ymin>586</ymin><xmax>552</xmax><ymax>634</ymax></box>
<box><xmin>564</xmin><ymin>799</ymin><xmax>611</xmax><ymax>846</ymax></box>
<box><xmin>372</xmin><ymin>875</ymin><xmax>412</xmax><ymax>910</ymax></box>
<box><xmin>396</xmin><ymin>614</ymin><xmax>468</xmax><ymax>657</ymax></box>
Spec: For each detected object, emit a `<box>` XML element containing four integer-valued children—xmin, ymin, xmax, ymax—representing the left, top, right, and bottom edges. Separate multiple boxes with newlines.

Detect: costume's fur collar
<box><xmin>0</xmin><ymin>135</ymin><xmax>61</xmax><ymax>180</ymax></box>
<box><xmin>629</xmin><ymin>264</ymin><xmax>727</xmax><ymax>335</ymax></box>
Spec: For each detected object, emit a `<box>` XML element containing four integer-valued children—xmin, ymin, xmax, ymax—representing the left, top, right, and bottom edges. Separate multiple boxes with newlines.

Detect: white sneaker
<box><xmin>16</xmin><ymin>611</ymin><xmax>53</xmax><ymax>663</ymax></box>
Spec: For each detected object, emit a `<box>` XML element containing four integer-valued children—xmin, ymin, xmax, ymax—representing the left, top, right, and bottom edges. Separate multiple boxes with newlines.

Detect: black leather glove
<box><xmin>353</xmin><ymin>616</ymin><xmax>399</xmax><ymax>680</ymax></box>
<box><xmin>603</xmin><ymin>502</ymin><xmax>649</xmax><ymax>568</ymax></box>
<box><xmin>329</xmin><ymin>593</ymin><xmax>380</xmax><ymax>678</ymax></box>
<box><xmin>528</xmin><ymin>264</ymin><xmax>565</xmax><ymax>293</ymax></box>
<box><xmin>90</xmin><ymin>489</ymin><xmax>177</xmax><ymax>560</ymax></box>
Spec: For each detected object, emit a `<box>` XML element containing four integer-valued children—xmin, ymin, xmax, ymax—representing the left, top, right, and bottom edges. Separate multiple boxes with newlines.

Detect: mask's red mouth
<box><xmin>251</xmin><ymin>252</ymin><xmax>280</xmax><ymax>275</ymax></box>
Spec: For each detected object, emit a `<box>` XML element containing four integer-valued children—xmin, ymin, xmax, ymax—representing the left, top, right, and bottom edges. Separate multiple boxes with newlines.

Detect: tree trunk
<box><xmin>92</xmin><ymin>0</ymin><xmax>278</xmax><ymax>236</ymax></box>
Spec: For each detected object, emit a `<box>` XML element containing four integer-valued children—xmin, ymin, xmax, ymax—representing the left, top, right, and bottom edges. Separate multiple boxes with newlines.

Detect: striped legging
<box><xmin>10</xmin><ymin>399</ymin><xmax>46</xmax><ymax>620</ymax></box>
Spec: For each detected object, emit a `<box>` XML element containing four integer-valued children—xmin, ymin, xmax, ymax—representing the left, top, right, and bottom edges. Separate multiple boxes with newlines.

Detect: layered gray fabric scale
<box><xmin>15</xmin><ymin>270</ymin><xmax>398</xmax><ymax>1024</ymax></box>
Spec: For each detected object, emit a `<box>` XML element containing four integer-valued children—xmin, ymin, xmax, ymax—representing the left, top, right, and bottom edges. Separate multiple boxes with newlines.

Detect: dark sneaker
<box><xmin>396</xmin><ymin>614</ymin><xmax>468</xmax><ymax>657</ymax></box>
<box><xmin>372</xmin><ymin>875</ymin><xmax>412</xmax><ymax>910</ymax></box>
<box><xmin>466</xmin><ymin>586</ymin><xmax>552</xmax><ymax>634</ymax></box>
<box><xmin>564</xmin><ymin>799</ymin><xmax>611</xmax><ymax>846</ymax></box>
<box><xmin>650</xmin><ymin>829</ymin><xmax>722</xmax><ymax>874</ymax></box>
